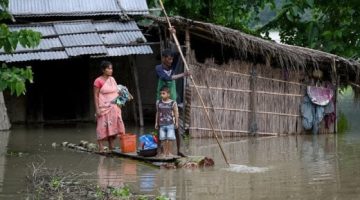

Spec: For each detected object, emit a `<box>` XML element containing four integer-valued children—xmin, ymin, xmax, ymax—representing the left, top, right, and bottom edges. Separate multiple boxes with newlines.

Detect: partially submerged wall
<box><xmin>187</xmin><ymin>59</ymin><xmax>335</xmax><ymax>137</ymax></box>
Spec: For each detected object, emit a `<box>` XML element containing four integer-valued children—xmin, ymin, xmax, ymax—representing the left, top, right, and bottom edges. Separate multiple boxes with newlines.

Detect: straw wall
<box><xmin>187</xmin><ymin>59</ymin><xmax>334</xmax><ymax>138</ymax></box>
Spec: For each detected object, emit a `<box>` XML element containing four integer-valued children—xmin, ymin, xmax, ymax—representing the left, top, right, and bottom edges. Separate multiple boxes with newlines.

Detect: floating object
<box><xmin>223</xmin><ymin>164</ymin><xmax>269</xmax><ymax>173</ymax></box>
<box><xmin>61</xmin><ymin>142</ymin><xmax>69</xmax><ymax>147</ymax></box>
<box><xmin>307</xmin><ymin>86</ymin><xmax>334</xmax><ymax>106</ymax></box>
<box><xmin>79</xmin><ymin>140</ymin><xmax>88</xmax><ymax>147</ymax></box>
<box><xmin>176</xmin><ymin>156</ymin><xmax>215</xmax><ymax>168</ymax></box>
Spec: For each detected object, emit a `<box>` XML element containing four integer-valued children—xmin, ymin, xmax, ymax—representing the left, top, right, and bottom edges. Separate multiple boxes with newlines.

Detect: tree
<box><xmin>149</xmin><ymin>0</ymin><xmax>275</xmax><ymax>35</ymax></box>
<box><xmin>260</xmin><ymin>0</ymin><xmax>360</xmax><ymax>59</ymax></box>
<box><xmin>150</xmin><ymin>0</ymin><xmax>360</xmax><ymax>59</ymax></box>
<box><xmin>0</xmin><ymin>0</ymin><xmax>41</xmax><ymax>130</ymax></box>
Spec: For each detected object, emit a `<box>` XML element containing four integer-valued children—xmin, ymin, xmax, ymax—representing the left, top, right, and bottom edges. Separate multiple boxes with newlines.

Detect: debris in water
<box><xmin>223</xmin><ymin>164</ymin><xmax>269</xmax><ymax>173</ymax></box>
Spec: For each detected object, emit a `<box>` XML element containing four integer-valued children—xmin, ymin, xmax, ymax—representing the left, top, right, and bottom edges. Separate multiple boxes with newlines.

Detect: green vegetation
<box><xmin>95</xmin><ymin>185</ymin><xmax>104</xmax><ymax>198</ymax></box>
<box><xmin>27</xmin><ymin>165</ymin><xmax>169</xmax><ymax>200</ymax></box>
<box><xmin>154</xmin><ymin>196</ymin><xmax>170</xmax><ymax>200</ymax></box>
<box><xmin>260</xmin><ymin>0</ymin><xmax>360</xmax><ymax>59</ymax></box>
<box><xmin>337</xmin><ymin>111</ymin><xmax>349</xmax><ymax>134</ymax></box>
<box><xmin>0</xmin><ymin>0</ymin><xmax>41</xmax><ymax>96</ymax></box>
<box><xmin>50</xmin><ymin>177</ymin><xmax>62</xmax><ymax>190</ymax></box>
<box><xmin>150</xmin><ymin>0</ymin><xmax>360</xmax><ymax>59</ymax></box>
<box><xmin>111</xmin><ymin>185</ymin><xmax>131</xmax><ymax>199</ymax></box>
<box><xmin>6</xmin><ymin>150</ymin><xmax>27</xmax><ymax>157</ymax></box>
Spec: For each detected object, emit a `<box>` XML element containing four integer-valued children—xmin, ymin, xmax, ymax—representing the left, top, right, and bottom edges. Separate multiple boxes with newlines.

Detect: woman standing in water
<box><xmin>94</xmin><ymin>61</ymin><xmax>125</xmax><ymax>152</ymax></box>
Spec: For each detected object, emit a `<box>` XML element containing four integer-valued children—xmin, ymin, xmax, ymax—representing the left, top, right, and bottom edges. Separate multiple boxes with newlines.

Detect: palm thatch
<box><xmin>146</xmin><ymin>15</ymin><xmax>360</xmax><ymax>86</ymax></box>
<box><xmin>146</xmin><ymin>15</ymin><xmax>356</xmax><ymax>137</ymax></box>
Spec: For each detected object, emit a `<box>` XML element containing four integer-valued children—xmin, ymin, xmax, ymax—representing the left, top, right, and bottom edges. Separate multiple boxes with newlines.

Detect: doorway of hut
<box><xmin>29</xmin><ymin>57</ymin><xmax>90</xmax><ymax>122</ymax></box>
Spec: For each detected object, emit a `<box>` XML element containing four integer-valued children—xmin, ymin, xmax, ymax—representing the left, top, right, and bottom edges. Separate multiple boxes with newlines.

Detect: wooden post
<box><xmin>0</xmin><ymin>92</ymin><xmax>11</xmax><ymax>130</ymax></box>
<box><xmin>131</xmin><ymin>99</ymin><xmax>139</xmax><ymax>126</ymax></box>
<box><xmin>130</xmin><ymin>56</ymin><xmax>144</xmax><ymax>127</ymax></box>
<box><xmin>332</xmin><ymin>58</ymin><xmax>338</xmax><ymax>134</ymax></box>
<box><xmin>249</xmin><ymin>66</ymin><xmax>258</xmax><ymax>135</ymax></box>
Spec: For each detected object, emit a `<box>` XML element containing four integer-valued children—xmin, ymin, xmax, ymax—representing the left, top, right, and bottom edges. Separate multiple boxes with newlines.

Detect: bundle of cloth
<box><xmin>112</xmin><ymin>84</ymin><xmax>133</xmax><ymax>107</ymax></box>
<box><xmin>301</xmin><ymin>85</ymin><xmax>335</xmax><ymax>134</ymax></box>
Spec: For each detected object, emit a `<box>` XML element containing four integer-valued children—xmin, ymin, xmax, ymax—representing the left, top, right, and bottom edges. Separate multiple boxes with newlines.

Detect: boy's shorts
<box><xmin>159</xmin><ymin>124</ymin><xmax>176</xmax><ymax>141</ymax></box>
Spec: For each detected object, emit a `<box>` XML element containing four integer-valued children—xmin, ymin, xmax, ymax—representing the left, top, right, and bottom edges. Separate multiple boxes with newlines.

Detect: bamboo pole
<box><xmin>158</xmin><ymin>0</ymin><xmax>230</xmax><ymax>166</ymax></box>
<box><xmin>130</xmin><ymin>56</ymin><xmax>144</xmax><ymax>127</ymax></box>
<box><xmin>332</xmin><ymin>58</ymin><xmax>338</xmax><ymax>134</ymax></box>
<box><xmin>183</xmin><ymin>28</ymin><xmax>190</xmax><ymax>131</ymax></box>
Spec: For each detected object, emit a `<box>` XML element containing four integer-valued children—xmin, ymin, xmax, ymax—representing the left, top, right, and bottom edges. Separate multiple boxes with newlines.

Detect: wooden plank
<box><xmin>112</xmin><ymin>149</ymin><xmax>179</xmax><ymax>162</ymax></box>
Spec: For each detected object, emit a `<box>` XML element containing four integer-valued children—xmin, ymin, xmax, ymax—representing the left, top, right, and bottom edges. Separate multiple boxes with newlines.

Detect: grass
<box><xmin>26</xmin><ymin>163</ymin><xmax>169</xmax><ymax>200</ymax></box>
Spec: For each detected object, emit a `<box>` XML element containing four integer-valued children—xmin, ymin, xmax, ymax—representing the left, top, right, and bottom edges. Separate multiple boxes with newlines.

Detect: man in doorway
<box><xmin>155</xmin><ymin>48</ymin><xmax>189</xmax><ymax>157</ymax></box>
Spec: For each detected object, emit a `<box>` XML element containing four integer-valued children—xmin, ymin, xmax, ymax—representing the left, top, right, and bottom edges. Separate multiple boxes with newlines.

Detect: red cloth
<box><xmin>94</xmin><ymin>77</ymin><xmax>106</xmax><ymax>88</ymax></box>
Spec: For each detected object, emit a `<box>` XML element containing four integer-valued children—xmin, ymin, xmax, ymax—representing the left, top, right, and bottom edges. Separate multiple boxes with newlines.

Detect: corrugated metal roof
<box><xmin>65</xmin><ymin>46</ymin><xmax>108</xmax><ymax>56</ymax></box>
<box><xmin>0</xmin><ymin>51</ymin><xmax>68</xmax><ymax>62</ymax></box>
<box><xmin>9</xmin><ymin>25</ymin><xmax>55</xmax><ymax>37</ymax></box>
<box><xmin>9</xmin><ymin>0</ymin><xmax>149</xmax><ymax>17</ymax></box>
<box><xmin>9</xmin><ymin>0</ymin><xmax>123</xmax><ymax>17</ymax></box>
<box><xmin>118</xmin><ymin>0</ymin><xmax>149</xmax><ymax>15</ymax></box>
<box><xmin>94</xmin><ymin>21</ymin><xmax>139</xmax><ymax>32</ymax></box>
<box><xmin>54</xmin><ymin>21</ymin><xmax>95</xmax><ymax>34</ymax></box>
<box><xmin>107</xmin><ymin>45</ymin><xmax>153</xmax><ymax>56</ymax></box>
<box><xmin>0</xmin><ymin>20</ymin><xmax>153</xmax><ymax>62</ymax></box>
<box><xmin>99</xmin><ymin>32</ymin><xmax>146</xmax><ymax>45</ymax></box>
<box><xmin>60</xmin><ymin>33</ymin><xmax>103</xmax><ymax>47</ymax></box>
<box><xmin>0</xmin><ymin>38</ymin><xmax>62</xmax><ymax>53</ymax></box>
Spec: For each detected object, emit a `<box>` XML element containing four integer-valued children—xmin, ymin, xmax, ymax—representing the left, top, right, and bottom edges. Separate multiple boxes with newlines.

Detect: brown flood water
<box><xmin>1</xmin><ymin>98</ymin><xmax>360</xmax><ymax>199</ymax></box>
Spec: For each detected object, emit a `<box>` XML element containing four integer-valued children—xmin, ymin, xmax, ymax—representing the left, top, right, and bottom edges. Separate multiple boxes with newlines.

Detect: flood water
<box><xmin>1</xmin><ymin>96</ymin><xmax>360</xmax><ymax>199</ymax></box>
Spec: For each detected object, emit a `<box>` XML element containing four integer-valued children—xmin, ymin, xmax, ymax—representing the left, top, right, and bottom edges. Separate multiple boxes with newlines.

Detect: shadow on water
<box><xmin>0</xmin><ymin>95</ymin><xmax>360</xmax><ymax>199</ymax></box>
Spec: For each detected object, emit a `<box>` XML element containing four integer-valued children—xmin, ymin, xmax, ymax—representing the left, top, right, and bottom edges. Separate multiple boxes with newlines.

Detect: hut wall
<box><xmin>187</xmin><ymin>59</ymin><xmax>335</xmax><ymax>138</ymax></box>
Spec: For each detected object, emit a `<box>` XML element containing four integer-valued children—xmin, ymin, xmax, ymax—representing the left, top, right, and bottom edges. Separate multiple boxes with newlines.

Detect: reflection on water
<box><xmin>97</xmin><ymin>156</ymin><xmax>125</xmax><ymax>188</ymax></box>
<box><xmin>0</xmin><ymin>97</ymin><xmax>359</xmax><ymax>199</ymax></box>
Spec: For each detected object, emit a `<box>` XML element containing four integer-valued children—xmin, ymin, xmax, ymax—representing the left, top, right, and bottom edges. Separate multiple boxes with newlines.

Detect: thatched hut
<box><xmin>147</xmin><ymin>16</ymin><xmax>360</xmax><ymax>138</ymax></box>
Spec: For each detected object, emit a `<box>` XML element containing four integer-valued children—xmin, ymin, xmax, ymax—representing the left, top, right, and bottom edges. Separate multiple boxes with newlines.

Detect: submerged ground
<box><xmin>0</xmin><ymin>94</ymin><xmax>360</xmax><ymax>200</ymax></box>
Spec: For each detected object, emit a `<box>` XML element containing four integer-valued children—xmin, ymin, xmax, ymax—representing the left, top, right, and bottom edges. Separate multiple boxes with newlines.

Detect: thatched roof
<box><xmin>146</xmin><ymin>15</ymin><xmax>360</xmax><ymax>86</ymax></box>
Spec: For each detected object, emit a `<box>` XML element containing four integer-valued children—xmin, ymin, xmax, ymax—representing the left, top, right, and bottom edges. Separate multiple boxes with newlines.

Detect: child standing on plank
<box><xmin>155</xmin><ymin>86</ymin><xmax>179</xmax><ymax>157</ymax></box>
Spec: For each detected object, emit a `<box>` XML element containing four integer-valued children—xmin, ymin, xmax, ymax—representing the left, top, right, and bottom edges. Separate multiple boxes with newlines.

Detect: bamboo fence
<box><xmin>186</xmin><ymin>59</ymin><xmax>335</xmax><ymax>138</ymax></box>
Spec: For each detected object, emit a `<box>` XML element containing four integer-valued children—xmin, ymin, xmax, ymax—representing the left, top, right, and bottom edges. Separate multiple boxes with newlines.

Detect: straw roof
<box><xmin>147</xmin><ymin>15</ymin><xmax>360</xmax><ymax>86</ymax></box>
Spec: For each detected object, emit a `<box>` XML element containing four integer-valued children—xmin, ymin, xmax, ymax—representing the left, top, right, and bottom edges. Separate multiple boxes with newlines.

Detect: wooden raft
<box><xmin>59</xmin><ymin>141</ymin><xmax>215</xmax><ymax>168</ymax></box>
<box><xmin>112</xmin><ymin>149</ymin><xmax>180</xmax><ymax>162</ymax></box>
